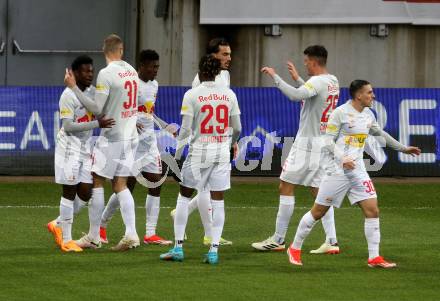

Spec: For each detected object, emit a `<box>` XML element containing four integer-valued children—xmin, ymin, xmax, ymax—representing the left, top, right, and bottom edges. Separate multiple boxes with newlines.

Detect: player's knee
<box><xmin>180</xmin><ymin>185</ymin><xmax>194</xmax><ymax>198</ymax></box>
<box><xmin>279</xmin><ymin>181</ymin><xmax>294</xmax><ymax>196</ymax></box>
<box><xmin>364</xmin><ymin>206</ymin><xmax>379</xmax><ymax>218</ymax></box>
<box><xmin>62</xmin><ymin>185</ymin><xmax>77</xmax><ymax>200</ymax></box>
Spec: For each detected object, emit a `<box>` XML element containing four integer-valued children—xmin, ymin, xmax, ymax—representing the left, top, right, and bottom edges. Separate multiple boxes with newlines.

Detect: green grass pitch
<box><xmin>0</xmin><ymin>180</ymin><xmax>439</xmax><ymax>301</ymax></box>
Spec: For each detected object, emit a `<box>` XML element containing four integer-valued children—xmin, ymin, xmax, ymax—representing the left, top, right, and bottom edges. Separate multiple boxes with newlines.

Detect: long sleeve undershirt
<box><xmin>62</xmin><ymin>118</ymin><xmax>99</xmax><ymax>133</ymax></box>
<box><xmin>72</xmin><ymin>86</ymin><xmax>107</xmax><ymax>116</ymax></box>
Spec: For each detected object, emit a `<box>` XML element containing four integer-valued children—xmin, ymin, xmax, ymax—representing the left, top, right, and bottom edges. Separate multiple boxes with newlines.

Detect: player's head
<box><xmin>71</xmin><ymin>55</ymin><xmax>94</xmax><ymax>89</ymax></box>
<box><xmin>303</xmin><ymin>45</ymin><xmax>327</xmax><ymax>75</ymax></box>
<box><xmin>198</xmin><ymin>54</ymin><xmax>221</xmax><ymax>82</ymax></box>
<box><xmin>103</xmin><ymin>34</ymin><xmax>123</xmax><ymax>59</ymax></box>
<box><xmin>206</xmin><ymin>37</ymin><xmax>231</xmax><ymax>70</ymax></box>
<box><xmin>350</xmin><ymin>79</ymin><xmax>375</xmax><ymax>108</ymax></box>
<box><xmin>138</xmin><ymin>49</ymin><xmax>160</xmax><ymax>82</ymax></box>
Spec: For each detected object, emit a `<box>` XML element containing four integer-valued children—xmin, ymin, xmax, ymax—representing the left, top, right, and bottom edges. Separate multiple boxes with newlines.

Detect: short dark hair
<box><xmin>198</xmin><ymin>54</ymin><xmax>221</xmax><ymax>80</ymax></box>
<box><xmin>206</xmin><ymin>37</ymin><xmax>229</xmax><ymax>54</ymax></box>
<box><xmin>349</xmin><ymin>79</ymin><xmax>371</xmax><ymax>99</ymax></box>
<box><xmin>139</xmin><ymin>49</ymin><xmax>159</xmax><ymax>64</ymax></box>
<box><xmin>303</xmin><ymin>45</ymin><xmax>328</xmax><ymax>66</ymax></box>
<box><xmin>71</xmin><ymin>55</ymin><xmax>93</xmax><ymax>71</ymax></box>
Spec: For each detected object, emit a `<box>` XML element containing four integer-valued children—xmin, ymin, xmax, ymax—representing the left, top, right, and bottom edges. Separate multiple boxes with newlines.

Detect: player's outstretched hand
<box><xmin>403</xmin><ymin>146</ymin><xmax>421</xmax><ymax>156</ymax></box>
<box><xmin>261</xmin><ymin>66</ymin><xmax>276</xmax><ymax>78</ymax></box>
<box><xmin>287</xmin><ymin>61</ymin><xmax>299</xmax><ymax>81</ymax></box>
<box><xmin>97</xmin><ymin>115</ymin><xmax>116</xmax><ymax>128</ymax></box>
<box><xmin>64</xmin><ymin>68</ymin><xmax>76</xmax><ymax>88</ymax></box>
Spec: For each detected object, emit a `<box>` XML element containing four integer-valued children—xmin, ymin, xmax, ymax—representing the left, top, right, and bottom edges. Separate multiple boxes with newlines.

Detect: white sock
<box><xmin>365</xmin><ymin>218</ymin><xmax>380</xmax><ymax>259</ymax></box>
<box><xmin>73</xmin><ymin>195</ymin><xmax>87</xmax><ymax>215</ymax></box>
<box><xmin>145</xmin><ymin>194</ymin><xmax>160</xmax><ymax>237</ymax></box>
<box><xmin>174</xmin><ymin>194</ymin><xmax>190</xmax><ymax>246</ymax></box>
<box><xmin>88</xmin><ymin>188</ymin><xmax>104</xmax><ymax>241</ymax></box>
<box><xmin>117</xmin><ymin>188</ymin><xmax>138</xmax><ymax>238</ymax></box>
<box><xmin>274</xmin><ymin>195</ymin><xmax>295</xmax><ymax>244</ymax></box>
<box><xmin>187</xmin><ymin>195</ymin><xmax>199</xmax><ymax>215</ymax></box>
<box><xmin>210</xmin><ymin>200</ymin><xmax>225</xmax><ymax>253</ymax></box>
<box><xmin>322</xmin><ymin>206</ymin><xmax>338</xmax><ymax>245</ymax></box>
<box><xmin>59</xmin><ymin>197</ymin><xmax>74</xmax><ymax>243</ymax></box>
<box><xmin>292</xmin><ymin>211</ymin><xmax>318</xmax><ymax>249</ymax></box>
<box><xmin>197</xmin><ymin>190</ymin><xmax>213</xmax><ymax>238</ymax></box>
<box><xmin>101</xmin><ymin>193</ymin><xmax>120</xmax><ymax>228</ymax></box>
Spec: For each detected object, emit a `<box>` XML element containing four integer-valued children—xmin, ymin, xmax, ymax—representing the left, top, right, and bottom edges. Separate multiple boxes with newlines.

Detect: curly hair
<box><xmin>198</xmin><ymin>55</ymin><xmax>221</xmax><ymax>80</ymax></box>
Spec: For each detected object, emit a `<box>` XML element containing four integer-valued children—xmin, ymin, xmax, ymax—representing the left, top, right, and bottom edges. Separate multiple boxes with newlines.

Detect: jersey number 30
<box><xmin>200</xmin><ymin>104</ymin><xmax>229</xmax><ymax>134</ymax></box>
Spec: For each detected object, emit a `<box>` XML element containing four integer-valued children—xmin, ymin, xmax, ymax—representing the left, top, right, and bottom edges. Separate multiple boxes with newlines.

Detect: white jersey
<box><xmin>95</xmin><ymin>60</ymin><xmax>139</xmax><ymax>142</ymax></box>
<box><xmin>180</xmin><ymin>81</ymin><xmax>240</xmax><ymax>162</ymax></box>
<box><xmin>326</xmin><ymin>101</ymin><xmax>381</xmax><ymax>173</ymax></box>
<box><xmin>294</xmin><ymin>74</ymin><xmax>339</xmax><ymax>150</ymax></box>
<box><xmin>137</xmin><ymin>79</ymin><xmax>158</xmax><ymax>135</ymax></box>
<box><xmin>192</xmin><ymin>70</ymin><xmax>230</xmax><ymax>88</ymax></box>
<box><xmin>58</xmin><ymin>86</ymin><xmax>95</xmax><ymax>143</ymax></box>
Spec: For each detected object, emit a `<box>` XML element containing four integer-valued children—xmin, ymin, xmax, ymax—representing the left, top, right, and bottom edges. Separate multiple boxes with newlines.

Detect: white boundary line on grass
<box><xmin>0</xmin><ymin>205</ymin><xmax>435</xmax><ymax>210</ymax></box>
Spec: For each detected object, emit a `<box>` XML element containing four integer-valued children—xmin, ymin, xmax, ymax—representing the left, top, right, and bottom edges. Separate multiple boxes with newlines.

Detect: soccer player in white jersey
<box><xmin>252</xmin><ymin>45</ymin><xmax>340</xmax><ymax>254</ymax></box>
<box><xmin>48</xmin><ymin>55</ymin><xmax>115</xmax><ymax>252</ymax></box>
<box><xmin>64</xmin><ymin>34</ymin><xmax>141</xmax><ymax>251</ymax></box>
<box><xmin>171</xmin><ymin>38</ymin><xmax>234</xmax><ymax>246</ymax></box>
<box><xmin>160</xmin><ymin>55</ymin><xmax>241</xmax><ymax>264</ymax></box>
<box><xmin>287</xmin><ymin>80</ymin><xmax>421</xmax><ymax>267</ymax></box>
<box><xmin>99</xmin><ymin>49</ymin><xmax>173</xmax><ymax>245</ymax></box>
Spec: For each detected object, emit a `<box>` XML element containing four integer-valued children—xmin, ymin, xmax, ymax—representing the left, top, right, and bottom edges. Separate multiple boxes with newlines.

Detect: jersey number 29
<box><xmin>200</xmin><ymin>104</ymin><xmax>229</xmax><ymax>134</ymax></box>
<box><xmin>321</xmin><ymin>94</ymin><xmax>339</xmax><ymax>123</ymax></box>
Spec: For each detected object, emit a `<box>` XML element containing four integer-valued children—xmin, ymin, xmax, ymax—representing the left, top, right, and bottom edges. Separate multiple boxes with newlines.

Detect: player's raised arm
<box><xmin>64</xmin><ymin>68</ymin><xmax>108</xmax><ymax>116</ymax></box>
<box><xmin>261</xmin><ymin>66</ymin><xmax>317</xmax><ymax>102</ymax></box>
<box><xmin>286</xmin><ymin>61</ymin><xmax>305</xmax><ymax>86</ymax></box>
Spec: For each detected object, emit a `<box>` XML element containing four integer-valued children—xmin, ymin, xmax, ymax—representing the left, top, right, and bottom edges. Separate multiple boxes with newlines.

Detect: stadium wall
<box><xmin>0</xmin><ymin>86</ymin><xmax>438</xmax><ymax>176</ymax></box>
<box><xmin>139</xmin><ymin>0</ymin><xmax>440</xmax><ymax>88</ymax></box>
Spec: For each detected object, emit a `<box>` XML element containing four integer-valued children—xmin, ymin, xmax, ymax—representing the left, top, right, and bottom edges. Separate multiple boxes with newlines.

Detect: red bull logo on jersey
<box><xmin>76</xmin><ymin>112</ymin><xmax>94</xmax><ymax>123</ymax></box>
<box><xmin>198</xmin><ymin>94</ymin><xmax>229</xmax><ymax>102</ymax></box>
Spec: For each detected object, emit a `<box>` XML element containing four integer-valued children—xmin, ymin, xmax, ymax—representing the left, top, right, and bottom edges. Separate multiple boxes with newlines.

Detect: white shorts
<box><xmin>279</xmin><ymin>146</ymin><xmax>328</xmax><ymax>188</ymax></box>
<box><xmin>136</xmin><ymin>135</ymin><xmax>162</xmax><ymax>174</ymax></box>
<box><xmin>180</xmin><ymin>156</ymin><xmax>231</xmax><ymax>191</ymax></box>
<box><xmin>54</xmin><ymin>145</ymin><xmax>92</xmax><ymax>186</ymax></box>
<box><xmin>315</xmin><ymin>170</ymin><xmax>378</xmax><ymax>208</ymax></box>
<box><xmin>91</xmin><ymin>137</ymin><xmax>138</xmax><ymax>179</ymax></box>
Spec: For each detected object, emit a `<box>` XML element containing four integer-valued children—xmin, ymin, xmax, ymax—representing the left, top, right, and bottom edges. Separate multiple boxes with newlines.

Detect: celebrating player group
<box><xmin>48</xmin><ymin>34</ymin><xmax>421</xmax><ymax>268</ymax></box>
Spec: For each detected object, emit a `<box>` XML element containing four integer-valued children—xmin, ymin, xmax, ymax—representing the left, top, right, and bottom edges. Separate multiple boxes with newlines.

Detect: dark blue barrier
<box><xmin>0</xmin><ymin>86</ymin><xmax>439</xmax><ymax>176</ymax></box>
